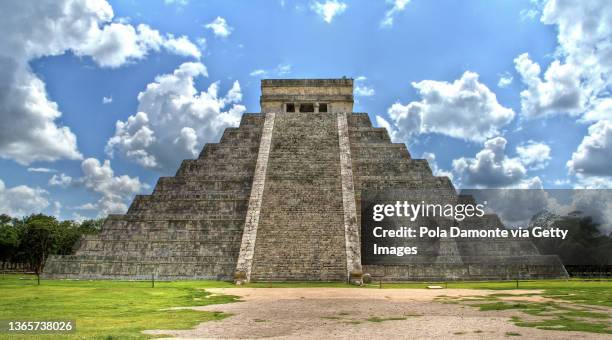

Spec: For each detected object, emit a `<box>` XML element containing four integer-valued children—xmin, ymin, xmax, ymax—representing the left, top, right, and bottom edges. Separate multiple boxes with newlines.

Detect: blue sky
<box><xmin>0</xmin><ymin>0</ymin><xmax>610</xmax><ymax>220</ymax></box>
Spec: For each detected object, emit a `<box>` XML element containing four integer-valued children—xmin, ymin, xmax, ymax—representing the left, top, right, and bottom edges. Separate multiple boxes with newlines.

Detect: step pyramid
<box><xmin>44</xmin><ymin>79</ymin><xmax>567</xmax><ymax>282</ymax></box>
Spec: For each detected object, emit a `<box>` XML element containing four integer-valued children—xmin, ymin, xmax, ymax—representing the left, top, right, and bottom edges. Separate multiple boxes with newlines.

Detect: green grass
<box><xmin>0</xmin><ymin>274</ymin><xmax>238</xmax><ymax>339</ymax></box>
<box><xmin>1</xmin><ymin>275</ymin><xmax>610</xmax><ymax>338</ymax></box>
<box><xmin>515</xmin><ymin>316</ymin><xmax>611</xmax><ymax>333</ymax></box>
<box><xmin>468</xmin><ymin>289</ymin><xmax>612</xmax><ymax>334</ymax></box>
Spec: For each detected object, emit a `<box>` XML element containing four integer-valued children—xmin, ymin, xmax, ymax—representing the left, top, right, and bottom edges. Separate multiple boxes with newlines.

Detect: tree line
<box><xmin>0</xmin><ymin>214</ymin><xmax>104</xmax><ymax>282</ymax></box>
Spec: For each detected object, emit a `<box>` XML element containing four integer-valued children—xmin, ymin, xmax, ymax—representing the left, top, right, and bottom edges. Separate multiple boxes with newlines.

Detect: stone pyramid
<box><xmin>44</xmin><ymin>79</ymin><xmax>567</xmax><ymax>282</ymax></box>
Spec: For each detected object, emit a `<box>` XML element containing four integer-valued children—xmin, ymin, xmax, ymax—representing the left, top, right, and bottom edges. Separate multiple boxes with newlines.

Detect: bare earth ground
<box><xmin>145</xmin><ymin>288</ymin><xmax>608</xmax><ymax>339</ymax></box>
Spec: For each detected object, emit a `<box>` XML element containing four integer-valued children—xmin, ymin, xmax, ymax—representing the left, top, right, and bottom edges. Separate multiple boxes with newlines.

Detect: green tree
<box><xmin>0</xmin><ymin>214</ymin><xmax>22</xmax><ymax>263</ymax></box>
<box><xmin>19</xmin><ymin>214</ymin><xmax>59</xmax><ymax>285</ymax></box>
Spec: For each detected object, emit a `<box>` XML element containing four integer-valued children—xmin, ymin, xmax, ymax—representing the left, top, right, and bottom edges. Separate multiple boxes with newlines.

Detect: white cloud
<box><xmin>0</xmin><ymin>0</ymin><xmax>200</xmax><ymax>165</ymax></box>
<box><xmin>452</xmin><ymin>137</ymin><xmax>528</xmax><ymax>188</ymax></box>
<box><xmin>573</xmin><ymin>175</ymin><xmax>612</xmax><ymax>189</ymax></box>
<box><xmin>583</xmin><ymin>98</ymin><xmax>612</xmax><ymax>122</ymax></box>
<box><xmin>205</xmin><ymin>17</ymin><xmax>233</xmax><ymax>38</ymax></box>
<box><xmin>164</xmin><ymin>0</ymin><xmax>188</xmax><ymax>6</ymax></box>
<box><xmin>71</xmin><ymin>212</ymin><xmax>87</xmax><ymax>223</ymax></box>
<box><xmin>174</xmin><ymin>127</ymin><xmax>199</xmax><ymax>157</ymax></box>
<box><xmin>541</xmin><ymin>0</ymin><xmax>612</xmax><ymax>93</ymax></box>
<box><xmin>381</xmin><ymin>0</ymin><xmax>410</xmax><ymax>27</ymax></box>
<box><xmin>516</xmin><ymin>141</ymin><xmax>551</xmax><ymax>170</ymax></box>
<box><xmin>567</xmin><ymin>120</ymin><xmax>612</xmax><ymax>177</ymax></box>
<box><xmin>106</xmin><ymin>62</ymin><xmax>245</xmax><ymax>172</ymax></box>
<box><xmin>374</xmin><ymin>115</ymin><xmax>400</xmax><ymax>142</ymax></box>
<box><xmin>49</xmin><ymin>173</ymin><xmax>73</xmax><ymax>188</ymax></box>
<box><xmin>27</xmin><ymin>167</ymin><xmax>55</xmax><ymax>173</ymax></box>
<box><xmin>519</xmin><ymin>1</ymin><xmax>545</xmax><ymax>21</ymax></box>
<box><xmin>422</xmin><ymin>152</ymin><xmax>453</xmax><ymax>181</ymax></box>
<box><xmin>514</xmin><ymin>53</ymin><xmax>585</xmax><ymax>118</ymax></box>
<box><xmin>384</xmin><ymin>71</ymin><xmax>515</xmax><ymax>143</ymax></box>
<box><xmin>196</xmin><ymin>37</ymin><xmax>207</xmax><ymax>49</ymax></box>
<box><xmin>102</xmin><ymin>96</ymin><xmax>113</xmax><ymax>104</ymax></box>
<box><xmin>553</xmin><ymin>178</ymin><xmax>571</xmax><ymax>186</ymax></box>
<box><xmin>77</xmin><ymin>158</ymin><xmax>148</xmax><ymax>215</ymax></box>
<box><xmin>497</xmin><ymin>72</ymin><xmax>513</xmax><ymax>88</ymax></box>
<box><xmin>277</xmin><ymin>63</ymin><xmax>292</xmax><ymax>76</ymax></box>
<box><xmin>250</xmin><ymin>69</ymin><xmax>267</xmax><ymax>77</ymax></box>
<box><xmin>354</xmin><ymin>76</ymin><xmax>375</xmax><ymax>97</ymax></box>
<box><xmin>514</xmin><ymin>1</ymin><xmax>612</xmax><ymax>119</ymax></box>
<box><xmin>0</xmin><ymin>179</ymin><xmax>50</xmax><ymax>217</ymax></box>
<box><xmin>162</xmin><ymin>34</ymin><xmax>202</xmax><ymax>59</ymax></box>
<box><xmin>311</xmin><ymin>0</ymin><xmax>347</xmax><ymax>23</ymax></box>
<box><xmin>250</xmin><ymin>63</ymin><xmax>292</xmax><ymax>78</ymax></box>
<box><xmin>520</xmin><ymin>8</ymin><xmax>540</xmax><ymax>21</ymax></box>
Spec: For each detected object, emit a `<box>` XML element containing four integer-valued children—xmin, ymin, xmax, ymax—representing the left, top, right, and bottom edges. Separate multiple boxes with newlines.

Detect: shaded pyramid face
<box><xmin>44</xmin><ymin>79</ymin><xmax>567</xmax><ymax>282</ymax></box>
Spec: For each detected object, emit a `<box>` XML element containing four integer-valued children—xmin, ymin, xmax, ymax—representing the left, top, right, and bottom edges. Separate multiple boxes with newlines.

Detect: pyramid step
<box><xmin>154</xmin><ymin>177</ymin><xmax>253</xmax><ymax>193</ymax></box>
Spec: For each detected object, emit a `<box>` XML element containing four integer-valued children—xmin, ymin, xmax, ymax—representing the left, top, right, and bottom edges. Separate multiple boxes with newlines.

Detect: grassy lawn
<box><xmin>0</xmin><ymin>275</ymin><xmax>610</xmax><ymax>338</ymax></box>
<box><xmin>0</xmin><ymin>274</ymin><xmax>237</xmax><ymax>339</ymax></box>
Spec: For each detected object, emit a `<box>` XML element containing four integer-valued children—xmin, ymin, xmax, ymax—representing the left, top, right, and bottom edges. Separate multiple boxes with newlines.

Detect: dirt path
<box><xmin>145</xmin><ymin>288</ymin><xmax>607</xmax><ymax>339</ymax></box>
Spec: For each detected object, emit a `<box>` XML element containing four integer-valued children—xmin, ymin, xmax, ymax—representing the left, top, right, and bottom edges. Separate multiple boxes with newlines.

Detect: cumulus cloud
<box><xmin>583</xmin><ymin>98</ymin><xmax>612</xmax><ymax>122</ymax></box>
<box><xmin>422</xmin><ymin>152</ymin><xmax>453</xmax><ymax>181</ymax></box>
<box><xmin>77</xmin><ymin>158</ymin><xmax>148</xmax><ymax>215</ymax></box>
<box><xmin>106</xmin><ymin>62</ymin><xmax>245</xmax><ymax>172</ymax></box>
<box><xmin>0</xmin><ymin>0</ymin><xmax>200</xmax><ymax>165</ymax></box>
<box><xmin>205</xmin><ymin>17</ymin><xmax>233</xmax><ymax>38</ymax></box>
<box><xmin>354</xmin><ymin>76</ymin><xmax>375</xmax><ymax>97</ymax></box>
<box><xmin>381</xmin><ymin>0</ymin><xmax>411</xmax><ymax>27</ymax></box>
<box><xmin>452</xmin><ymin>137</ymin><xmax>528</xmax><ymax>188</ymax></box>
<box><xmin>567</xmin><ymin>120</ymin><xmax>612</xmax><ymax>177</ymax></box>
<box><xmin>50</xmin><ymin>158</ymin><xmax>148</xmax><ymax>215</ymax></box>
<box><xmin>514</xmin><ymin>1</ymin><xmax>612</xmax><ymax>119</ymax></box>
<box><xmin>250</xmin><ymin>69</ymin><xmax>267</xmax><ymax>77</ymax></box>
<box><xmin>0</xmin><ymin>179</ymin><xmax>50</xmax><ymax>217</ymax></box>
<box><xmin>514</xmin><ymin>53</ymin><xmax>585</xmax><ymax>118</ymax></box>
<box><xmin>516</xmin><ymin>141</ymin><xmax>551</xmax><ymax>170</ymax></box>
<box><xmin>311</xmin><ymin>0</ymin><xmax>347</xmax><ymax>23</ymax></box>
<box><xmin>102</xmin><ymin>96</ymin><xmax>113</xmax><ymax>104</ymax></box>
<box><xmin>383</xmin><ymin>71</ymin><xmax>515</xmax><ymax>143</ymax></box>
<box><xmin>497</xmin><ymin>72</ymin><xmax>513</xmax><ymax>88</ymax></box>
<box><xmin>250</xmin><ymin>63</ymin><xmax>292</xmax><ymax>78</ymax></box>
<box><xmin>516</xmin><ymin>1</ymin><xmax>612</xmax><ymax>187</ymax></box>
<box><xmin>27</xmin><ymin>167</ymin><xmax>55</xmax><ymax>173</ymax></box>
<box><xmin>541</xmin><ymin>0</ymin><xmax>612</xmax><ymax>93</ymax></box>
<box><xmin>374</xmin><ymin>115</ymin><xmax>400</xmax><ymax>142</ymax></box>
<box><xmin>164</xmin><ymin>0</ymin><xmax>188</xmax><ymax>6</ymax></box>
<box><xmin>49</xmin><ymin>173</ymin><xmax>74</xmax><ymax>188</ymax></box>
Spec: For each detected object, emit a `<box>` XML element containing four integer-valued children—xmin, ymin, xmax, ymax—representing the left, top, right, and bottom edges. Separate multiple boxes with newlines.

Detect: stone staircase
<box><xmin>249</xmin><ymin>112</ymin><xmax>348</xmax><ymax>281</ymax></box>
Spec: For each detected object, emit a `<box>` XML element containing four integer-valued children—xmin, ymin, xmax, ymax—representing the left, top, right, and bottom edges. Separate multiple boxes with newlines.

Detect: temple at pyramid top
<box><xmin>260</xmin><ymin>78</ymin><xmax>354</xmax><ymax>113</ymax></box>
